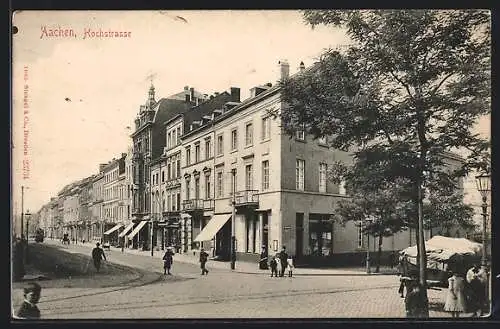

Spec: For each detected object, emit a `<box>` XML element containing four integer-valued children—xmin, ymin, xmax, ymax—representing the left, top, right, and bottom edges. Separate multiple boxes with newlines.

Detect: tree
<box><xmin>279</xmin><ymin>10</ymin><xmax>490</xmax><ymax>316</ymax></box>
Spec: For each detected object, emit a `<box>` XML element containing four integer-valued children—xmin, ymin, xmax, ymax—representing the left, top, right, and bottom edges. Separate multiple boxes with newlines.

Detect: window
<box><xmin>309</xmin><ymin>214</ymin><xmax>333</xmax><ymax>256</ymax></box>
<box><xmin>217</xmin><ymin>134</ymin><xmax>224</xmax><ymax>156</ymax></box>
<box><xmin>296</xmin><ymin>159</ymin><xmax>305</xmax><ymax>190</ymax></box>
<box><xmin>177</xmin><ymin>127</ymin><xmax>181</xmax><ymax>145</ymax></box>
<box><xmin>195</xmin><ymin>178</ymin><xmax>200</xmax><ymax>199</ymax></box>
<box><xmin>319</xmin><ymin>163</ymin><xmax>327</xmax><ymax>193</ymax></box>
<box><xmin>161</xmin><ymin>170</ymin><xmax>165</xmax><ymax>182</ymax></box>
<box><xmin>231</xmin><ymin>129</ymin><xmax>238</xmax><ymax>151</ymax></box>
<box><xmin>176</xmin><ymin>158</ymin><xmax>181</xmax><ymax>178</ymax></box>
<box><xmin>205</xmin><ymin>138</ymin><xmax>212</xmax><ymax>159</ymax></box>
<box><xmin>339</xmin><ymin>180</ymin><xmax>346</xmax><ymax>195</ymax></box>
<box><xmin>185</xmin><ymin>179</ymin><xmax>191</xmax><ymax>200</ymax></box>
<box><xmin>167</xmin><ymin>132</ymin><xmax>171</xmax><ymax>148</ymax></box>
<box><xmin>167</xmin><ymin>194</ymin><xmax>171</xmax><ymax>211</ymax></box>
<box><xmin>216</xmin><ymin>171</ymin><xmax>224</xmax><ymax>197</ymax></box>
<box><xmin>262</xmin><ymin>117</ymin><xmax>271</xmax><ymax>140</ymax></box>
<box><xmin>172</xmin><ymin>160</ymin><xmax>176</xmax><ymax>178</ymax></box>
<box><xmin>172</xmin><ymin>194</ymin><xmax>176</xmax><ymax>211</ymax></box>
<box><xmin>177</xmin><ymin>192</ymin><xmax>181</xmax><ymax>211</ymax></box>
<box><xmin>186</xmin><ymin>147</ymin><xmax>191</xmax><ymax>166</ymax></box>
<box><xmin>205</xmin><ymin>175</ymin><xmax>211</xmax><ymax>199</ymax></box>
<box><xmin>172</xmin><ymin>131</ymin><xmax>176</xmax><ymax>147</ymax></box>
<box><xmin>357</xmin><ymin>220</ymin><xmax>363</xmax><ymax>248</ymax></box>
<box><xmin>245</xmin><ymin>164</ymin><xmax>253</xmax><ymax>190</ymax></box>
<box><xmin>245</xmin><ymin>122</ymin><xmax>253</xmax><ymax>146</ymax></box>
<box><xmin>168</xmin><ymin>163</ymin><xmax>171</xmax><ymax>180</ymax></box>
<box><xmin>195</xmin><ymin>144</ymin><xmax>200</xmax><ymax>162</ymax></box>
<box><xmin>262</xmin><ymin>160</ymin><xmax>269</xmax><ymax>190</ymax></box>
<box><xmin>296</xmin><ymin>129</ymin><xmax>305</xmax><ymax>141</ymax></box>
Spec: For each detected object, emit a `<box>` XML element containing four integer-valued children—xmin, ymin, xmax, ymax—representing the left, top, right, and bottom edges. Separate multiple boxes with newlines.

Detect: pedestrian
<box><xmin>275</xmin><ymin>253</ymin><xmax>282</xmax><ymax>277</ymax></box>
<box><xmin>397</xmin><ymin>254</ymin><xmax>409</xmax><ymax>298</ymax></box>
<box><xmin>466</xmin><ymin>264</ymin><xmax>484</xmax><ymax>316</ymax></box>
<box><xmin>279</xmin><ymin>246</ymin><xmax>288</xmax><ymax>277</ymax></box>
<box><xmin>389</xmin><ymin>251</ymin><xmax>396</xmax><ymax>269</ymax></box>
<box><xmin>444</xmin><ymin>271</ymin><xmax>466</xmax><ymax>318</ymax></box>
<box><xmin>15</xmin><ymin>282</ymin><xmax>41</xmax><ymax>319</ymax></box>
<box><xmin>199</xmin><ymin>248</ymin><xmax>209</xmax><ymax>275</ymax></box>
<box><xmin>259</xmin><ymin>246</ymin><xmax>268</xmax><ymax>270</ymax></box>
<box><xmin>269</xmin><ymin>255</ymin><xmax>278</xmax><ymax>277</ymax></box>
<box><xmin>162</xmin><ymin>247</ymin><xmax>174</xmax><ymax>275</ymax></box>
<box><xmin>91</xmin><ymin>242</ymin><xmax>107</xmax><ymax>273</ymax></box>
<box><xmin>404</xmin><ymin>281</ymin><xmax>426</xmax><ymax>318</ymax></box>
<box><xmin>286</xmin><ymin>255</ymin><xmax>294</xmax><ymax>277</ymax></box>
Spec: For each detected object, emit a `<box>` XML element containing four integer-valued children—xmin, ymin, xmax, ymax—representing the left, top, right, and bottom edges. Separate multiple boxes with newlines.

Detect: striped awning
<box><xmin>127</xmin><ymin>221</ymin><xmax>148</xmax><ymax>240</ymax></box>
<box><xmin>118</xmin><ymin>222</ymin><xmax>135</xmax><ymax>238</ymax></box>
<box><xmin>104</xmin><ymin>223</ymin><xmax>123</xmax><ymax>235</ymax></box>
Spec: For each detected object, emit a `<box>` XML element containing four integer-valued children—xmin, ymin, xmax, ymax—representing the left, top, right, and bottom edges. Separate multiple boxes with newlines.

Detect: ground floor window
<box><xmin>245</xmin><ymin>216</ymin><xmax>257</xmax><ymax>253</ymax></box>
<box><xmin>308</xmin><ymin>213</ymin><xmax>333</xmax><ymax>256</ymax></box>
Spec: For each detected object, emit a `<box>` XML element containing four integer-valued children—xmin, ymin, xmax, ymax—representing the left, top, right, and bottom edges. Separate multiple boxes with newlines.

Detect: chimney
<box><xmin>185</xmin><ymin>86</ymin><xmax>190</xmax><ymax>102</ymax></box>
<box><xmin>190</xmin><ymin>88</ymin><xmax>195</xmax><ymax>102</ymax></box>
<box><xmin>299</xmin><ymin>61</ymin><xmax>305</xmax><ymax>72</ymax></box>
<box><xmin>278</xmin><ymin>60</ymin><xmax>290</xmax><ymax>82</ymax></box>
<box><xmin>185</xmin><ymin>94</ymin><xmax>190</xmax><ymax>102</ymax></box>
<box><xmin>230</xmin><ymin>87</ymin><xmax>240</xmax><ymax>102</ymax></box>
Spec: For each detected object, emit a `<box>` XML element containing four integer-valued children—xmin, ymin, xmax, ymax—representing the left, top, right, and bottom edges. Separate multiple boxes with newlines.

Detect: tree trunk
<box><xmin>376</xmin><ymin>234</ymin><xmax>383</xmax><ymax>273</ymax></box>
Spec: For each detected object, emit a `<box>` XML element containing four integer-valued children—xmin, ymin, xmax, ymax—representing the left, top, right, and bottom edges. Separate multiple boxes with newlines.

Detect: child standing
<box><xmin>444</xmin><ymin>271</ymin><xmax>466</xmax><ymax>318</ymax></box>
<box><xmin>287</xmin><ymin>256</ymin><xmax>294</xmax><ymax>277</ymax></box>
<box><xmin>275</xmin><ymin>254</ymin><xmax>282</xmax><ymax>277</ymax></box>
<box><xmin>269</xmin><ymin>256</ymin><xmax>278</xmax><ymax>277</ymax></box>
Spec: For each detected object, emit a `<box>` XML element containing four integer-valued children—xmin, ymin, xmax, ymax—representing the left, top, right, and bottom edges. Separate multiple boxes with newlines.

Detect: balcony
<box><xmin>182</xmin><ymin>199</ymin><xmax>204</xmax><ymax>213</ymax></box>
<box><xmin>230</xmin><ymin>190</ymin><xmax>259</xmax><ymax>208</ymax></box>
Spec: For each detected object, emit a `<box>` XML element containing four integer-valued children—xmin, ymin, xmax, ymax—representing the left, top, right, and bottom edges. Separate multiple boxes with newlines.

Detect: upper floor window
<box><xmin>162</xmin><ymin>170</ymin><xmax>165</xmax><ymax>182</ymax></box>
<box><xmin>296</xmin><ymin>128</ymin><xmax>305</xmax><ymax>141</ymax></box>
<box><xmin>205</xmin><ymin>175</ymin><xmax>211</xmax><ymax>199</ymax></box>
<box><xmin>245</xmin><ymin>164</ymin><xmax>253</xmax><ymax>190</ymax></box>
<box><xmin>231</xmin><ymin>129</ymin><xmax>238</xmax><ymax>151</ymax></box>
<box><xmin>195</xmin><ymin>143</ymin><xmax>200</xmax><ymax>162</ymax></box>
<box><xmin>262</xmin><ymin>117</ymin><xmax>271</xmax><ymax>140</ymax></box>
<box><xmin>296</xmin><ymin>159</ymin><xmax>305</xmax><ymax>191</ymax></box>
<box><xmin>216</xmin><ymin>171</ymin><xmax>224</xmax><ymax>197</ymax></box>
<box><xmin>167</xmin><ymin>132</ymin><xmax>172</xmax><ymax>148</ymax></box>
<box><xmin>217</xmin><ymin>134</ymin><xmax>224</xmax><ymax>156</ymax></box>
<box><xmin>339</xmin><ymin>180</ymin><xmax>346</xmax><ymax>195</ymax></box>
<box><xmin>167</xmin><ymin>163</ymin><xmax>172</xmax><ymax>180</ymax></box>
<box><xmin>172</xmin><ymin>130</ymin><xmax>176</xmax><ymax>147</ymax></box>
<box><xmin>186</xmin><ymin>147</ymin><xmax>191</xmax><ymax>166</ymax></box>
<box><xmin>245</xmin><ymin>122</ymin><xmax>253</xmax><ymax>146</ymax></box>
<box><xmin>205</xmin><ymin>138</ymin><xmax>212</xmax><ymax>159</ymax></box>
<box><xmin>262</xmin><ymin>160</ymin><xmax>269</xmax><ymax>190</ymax></box>
<box><xmin>176</xmin><ymin>158</ymin><xmax>181</xmax><ymax>178</ymax></box>
<box><xmin>319</xmin><ymin>163</ymin><xmax>327</xmax><ymax>193</ymax></box>
<box><xmin>177</xmin><ymin>127</ymin><xmax>181</xmax><ymax>145</ymax></box>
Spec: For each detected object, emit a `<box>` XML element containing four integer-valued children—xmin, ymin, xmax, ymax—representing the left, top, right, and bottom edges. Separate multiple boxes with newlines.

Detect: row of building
<box><xmin>35</xmin><ymin>60</ymin><xmax>471</xmax><ymax>266</ymax></box>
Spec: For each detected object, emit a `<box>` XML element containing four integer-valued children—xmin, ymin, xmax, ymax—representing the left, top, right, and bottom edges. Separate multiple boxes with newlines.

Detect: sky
<box><xmin>11</xmin><ymin>10</ymin><xmax>490</xmax><ymax>222</ymax></box>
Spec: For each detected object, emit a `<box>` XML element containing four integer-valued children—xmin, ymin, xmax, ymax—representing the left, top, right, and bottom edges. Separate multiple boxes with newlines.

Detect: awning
<box><xmin>194</xmin><ymin>214</ymin><xmax>231</xmax><ymax>242</ymax></box>
<box><xmin>104</xmin><ymin>223</ymin><xmax>123</xmax><ymax>235</ymax></box>
<box><xmin>118</xmin><ymin>222</ymin><xmax>135</xmax><ymax>237</ymax></box>
<box><xmin>127</xmin><ymin>220</ymin><xmax>148</xmax><ymax>240</ymax></box>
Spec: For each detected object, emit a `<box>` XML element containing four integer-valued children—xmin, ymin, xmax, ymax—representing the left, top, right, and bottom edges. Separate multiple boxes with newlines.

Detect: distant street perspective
<box><xmin>12</xmin><ymin>10</ymin><xmax>492</xmax><ymax>320</ymax></box>
<box><xmin>12</xmin><ymin>239</ymin><xmax>465</xmax><ymax>319</ymax></box>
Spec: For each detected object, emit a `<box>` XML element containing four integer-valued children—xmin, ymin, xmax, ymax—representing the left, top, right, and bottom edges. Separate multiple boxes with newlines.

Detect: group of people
<box><xmin>443</xmin><ymin>265</ymin><xmax>488</xmax><ymax>317</ymax></box>
<box><xmin>161</xmin><ymin>246</ymin><xmax>210</xmax><ymax>276</ymax></box>
<box><xmin>398</xmin><ymin>261</ymin><xmax>488</xmax><ymax>318</ymax></box>
<box><xmin>267</xmin><ymin>246</ymin><xmax>294</xmax><ymax>278</ymax></box>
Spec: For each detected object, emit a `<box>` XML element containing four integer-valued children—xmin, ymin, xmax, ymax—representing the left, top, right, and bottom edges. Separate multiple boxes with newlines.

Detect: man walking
<box><xmin>279</xmin><ymin>246</ymin><xmax>288</xmax><ymax>277</ymax></box>
<box><xmin>162</xmin><ymin>247</ymin><xmax>174</xmax><ymax>275</ymax></box>
<box><xmin>91</xmin><ymin>242</ymin><xmax>107</xmax><ymax>273</ymax></box>
<box><xmin>199</xmin><ymin>248</ymin><xmax>209</xmax><ymax>275</ymax></box>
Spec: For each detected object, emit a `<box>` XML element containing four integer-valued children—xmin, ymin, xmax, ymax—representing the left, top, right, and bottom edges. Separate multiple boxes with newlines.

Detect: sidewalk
<box><xmin>47</xmin><ymin>239</ymin><xmax>396</xmax><ymax>277</ymax></box>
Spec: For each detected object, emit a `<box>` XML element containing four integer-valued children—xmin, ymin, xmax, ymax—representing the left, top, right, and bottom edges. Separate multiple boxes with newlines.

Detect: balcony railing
<box><xmin>231</xmin><ymin>190</ymin><xmax>259</xmax><ymax>207</ymax></box>
<box><xmin>182</xmin><ymin>199</ymin><xmax>204</xmax><ymax>212</ymax></box>
<box><xmin>203</xmin><ymin>199</ymin><xmax>215</xmax><ymax>210</ymax></box>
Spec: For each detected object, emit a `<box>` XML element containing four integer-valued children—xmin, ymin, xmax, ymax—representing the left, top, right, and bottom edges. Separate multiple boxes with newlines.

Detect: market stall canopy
<box><xmin>400</xmin><ymin>235</ymin><xmax>482</xmax><ymax>266</ymax></box>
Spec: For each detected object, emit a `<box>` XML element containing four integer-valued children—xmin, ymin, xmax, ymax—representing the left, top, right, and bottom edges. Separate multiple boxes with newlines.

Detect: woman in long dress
<box><xmin>444</xmin><ymin>272</ymin><xmax>467</xmax><ymax>318</ymax></box>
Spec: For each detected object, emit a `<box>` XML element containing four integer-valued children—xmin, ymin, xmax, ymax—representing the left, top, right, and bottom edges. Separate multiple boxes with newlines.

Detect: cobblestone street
<box><xmin>12</xmin><ymin>241</ymin><xmax>459</xmax><ymax>319</ymax></box>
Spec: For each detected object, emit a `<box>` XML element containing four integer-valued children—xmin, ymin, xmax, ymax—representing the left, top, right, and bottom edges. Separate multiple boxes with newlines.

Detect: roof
<box><xmin>182</xmin><ymin>91</ymin><xmax>232</xmax><ymax>132</ymax></box>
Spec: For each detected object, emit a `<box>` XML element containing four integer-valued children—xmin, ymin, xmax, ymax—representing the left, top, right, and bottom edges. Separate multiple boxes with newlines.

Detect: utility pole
<box><xmin>231</xmin><ymin>168</ymin><xmax>236</xmax><ymax>270</ymax></box>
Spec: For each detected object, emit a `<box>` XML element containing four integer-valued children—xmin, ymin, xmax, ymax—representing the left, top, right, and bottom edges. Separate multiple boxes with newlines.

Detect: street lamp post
<box><xmin>231</xmin><ymin>168</ymin><xmax>236</xmax><ymax>270</ymax></box>
<box><xmin>475</xmin><ymin>173</ymin><xmax>490</xmax><ymax>312</ymax></box>
<box><xmin>25</xmin><ymin>210</ymin><xmax>31</xmax><ymax>263</ymax></box>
